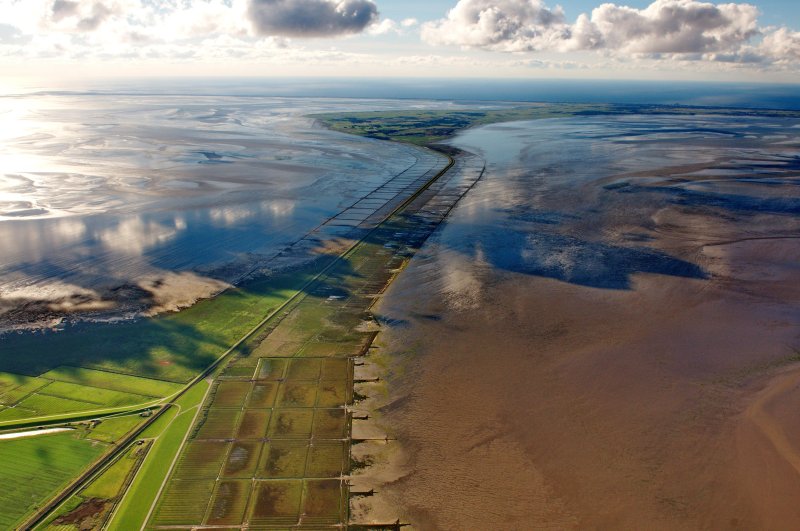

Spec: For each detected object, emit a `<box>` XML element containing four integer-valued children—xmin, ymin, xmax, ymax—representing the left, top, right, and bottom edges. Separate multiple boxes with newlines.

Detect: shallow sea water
<box><xmin>0</xmin><ymin>95</ymin><xmax>450</xmax><ymax>311</ymax></box>
<box><xmin>436</xmin><ymin>114</ymin><xmax>800</xmax><ymax>292</ymax></box>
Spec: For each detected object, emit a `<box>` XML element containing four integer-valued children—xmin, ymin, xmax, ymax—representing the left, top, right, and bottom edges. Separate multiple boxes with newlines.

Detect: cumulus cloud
<box><xmin>423</xmin><ymin>0</ymin><xmax>797</xmax><ymax>64</ymax></box>
<box><xmin>583</xmin><ymin>0</ymin><xmax>759</xmax><ymax>54</ymax></box>
<box><xmin>247</xmin><ymin>0</ymin><xmax>379</xmax><ymax>38</ymax></box>
<box><xmin>760</xmin><ymin>27</ymin><xmax>800</xmax><ymax>63</ymax></box>
<box><xmin>422</xmin><ymin>0</ymin><xmax>569</xmax><ymax>52</ymax></box>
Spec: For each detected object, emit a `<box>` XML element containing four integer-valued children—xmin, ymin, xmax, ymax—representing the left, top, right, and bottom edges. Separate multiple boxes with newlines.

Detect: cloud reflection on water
<box><xmin>439</xmin><ymin>115</ymin><xmax>800</xmax><ymax>292</ymax></box>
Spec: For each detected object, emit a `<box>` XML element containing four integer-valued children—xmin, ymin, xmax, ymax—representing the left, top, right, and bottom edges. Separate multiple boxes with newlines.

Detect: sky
<box><xmin>0</xmin><ymin>0</ymin><xmax>799</xmax><ymax>84</ymax></box>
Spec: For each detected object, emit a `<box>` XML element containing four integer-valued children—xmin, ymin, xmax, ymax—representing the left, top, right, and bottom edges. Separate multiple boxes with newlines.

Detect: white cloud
<box><xmin>583</xmin><ymin>0</ymin><xmax>759</xmax><ymax>55</ymax></box>
<box><xmin>369</xmin><ymin>19</ymin><xmax>400</xmax><ymax>35</ymax></box>
<box><xmin>423</xmin><ymin>0</ymin><xmax>798</xmax><ymax>65</ymax></box>
<box><xmin>368</xmin><ymin>17</ymin><xmax>420</xmax><ymax>36</ymax></box>
<box><xmin>760</xmin><ymin>27</ymin><xmax>800</xmax><ymax>63</ymax></box>
<box><xmin>421</xmin><ymin>0</ymin><xmax>569</xmax><ymax>52</ymax></box>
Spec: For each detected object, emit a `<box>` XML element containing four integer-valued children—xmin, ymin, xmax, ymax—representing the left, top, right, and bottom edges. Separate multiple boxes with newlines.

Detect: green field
<box><xmin>86</xmin><ymin>414</ymin><xmax>148</xmax><ymax>444</ymax></box>
<box><xmin>0</xmin><ymin>431</ymin><xmax>107</xmax><ymax>529</ymax></box>
<box><xmin>36</xmin><ymin>441</ymin><xmax>150</xmax><ymax>530</ymax></box>
<box><xmin>0</xmin><ymin>367</ymin><xmax>176</xmax><ymax>425</ymax></box>
<box><xmin>39</xmin><ymin>367</ymin><xmax>182</xmax><ymax>397</ymax></box>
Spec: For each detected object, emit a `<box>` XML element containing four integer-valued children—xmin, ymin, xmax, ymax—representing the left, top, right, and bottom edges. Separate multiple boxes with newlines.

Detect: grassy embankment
<box><xmin>106</xmin><ymin>381</ymin><xmax>210</xmax><ymax>530</ymax></box>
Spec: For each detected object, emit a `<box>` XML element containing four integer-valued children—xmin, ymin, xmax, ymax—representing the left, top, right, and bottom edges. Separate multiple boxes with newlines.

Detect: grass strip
<box><xmin>106</xmin><ymin>381</ymin><xmax>209</xmax><ymax>530</ymax></box>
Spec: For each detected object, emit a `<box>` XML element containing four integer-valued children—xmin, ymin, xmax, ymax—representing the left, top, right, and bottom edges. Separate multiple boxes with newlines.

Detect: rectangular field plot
<box><xmin>0</xmin><ymin>371</ymin><xmax>38</xmax><ymax>393</ymax></box>
<box><xmin>193</xmin><ymin>409</ymin><xmax>241</xmax><ymax>439</ymax></box>
<box><xmin>320</xmin><ymin>358</ymin><xmax>351</xmax><ymax>380</ymax></box>
<box><xmin>213</xmin><ymin>381</ymin><xmax>252</xmax><ymax>408</ymax></box>
<box><xmin>256</xmin><ymin>358</ymin><xmax>288</xmax><ymax>380</ymax></box>
<box><xmin>300</xmin><ymin>479</ymin><xmax>346</xmax><ymax>524</ymax></box>
<box><xmin>221</xmin><ymin>441</ymin><xmax>262</xmax><ymax>478</ymax></box>
<box><xmin>257</xmin><ymin>441</ymin><xmax>309</xmax><ymax>478</ymax></box>
<box><xmin>14</xmin><ymin>392</ymin><xmax>98</xmax><ymax>416</ymax></box>
<box><xmin>305</xmin><ymin>441</ymin><xmax>347</xmax><ymax>477</ymax></box>
<box><xmin>0</xmin><ymin>377</ymin><xmax>50</xmax><ymax>406</ymax></box>
<box><xmin>276</xmin><ymin>382</ymin><xmax>318</xmax><ymax>408</ymax></box>
<box><xmin>150</xmin><ymin>479</ymin><xmax>215</xmax><ymax>527</ymax></box>
<box><xmin>247</xmin><ymin>383</ymin><xmax>278</xmax><ymax>408</ymax></box>
<box><xmin>219</xmin><ymin>363</ymin><xmax>255</xmax><ymax>379</ymax></box>
<box><xmin>40</xmin><ymin>380</ymin><xmax>151</xmax><ymax>407</ymax></box>
<box><xmin>253</xmin><ymin>339</ymin><xmax>304</xmax><ymax>359</ymax></box>
<box><xmin>40</xmin><ymin>366</ymin><xmax>181</xmax><ymax>397</ymax></box>
<box><xmin>87</xmin><ymin>413</ymin><xmax>146</xmax><ymax>443</ymax></box>
<box><xmin>316</xmin><ymin>381</ymin><xmax>349</xmax><ymax>408</ymax></box>
<box><xmin>285</xmin><ymin>359</ymin><xmax>322</xmax><ymax>380</ymax></box>
<box><xmin>0</xmin><ymin>405</ymin><xmax>39</xmax><ymax>421</ymax></box>
<box><xmin>312</xmin><ymin>409</ymin><xmax>348</xmax><ymax>438</ymax></box>
<box><xmin>206</xmin><ymin>480</ymin><xmax>251</xmax><ymax>526</ymax></box>
<box><xmin>267</xmin><ymin>409</ymin><xmax>313</xmax><ymax>439</ymax></box>
<box><xmin>172</xmin><ymin>441</ymin><xmax>230</xmax><ymax>479</ymax></box>
<box><xmin>247</xmin><ymin>480</ymin><xmax>303</xmax><ymax>527</ymax></box>
<box><xmin>237</xmin><ymin>409</ymin><xmax>271</xmax><ymax>439</ymax></box>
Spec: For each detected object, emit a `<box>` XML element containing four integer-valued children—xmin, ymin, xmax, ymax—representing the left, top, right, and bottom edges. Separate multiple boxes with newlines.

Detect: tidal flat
<box><xmin>0</xmin><ymin>94</ymin><xmax>460</xmax><ymax>331</ymax></box>
<box><xmin>361</xmin><ymin>115</ymin><xmax>800</xmax><ymax>529</ymax></box>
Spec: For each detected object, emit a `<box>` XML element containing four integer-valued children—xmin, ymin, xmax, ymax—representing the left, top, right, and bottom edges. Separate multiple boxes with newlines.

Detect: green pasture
<box><xmin>37</xmin><ymin>441</ymin><xmax>149</xmax><ymax>530</ymax></box>
<box><xmin>0</xmin><ymin>431</ymin><xmax>106</xmax><ymax>529</ymax></box>
<box><xmin>0</xmin><ymin>367</ymin><xmax>174</xmax><ymax>424</ymax></box>
<box><xmin>87</xmin><ymin>414</ymin><xmax>148</xmax><ymax>444</ymax></box>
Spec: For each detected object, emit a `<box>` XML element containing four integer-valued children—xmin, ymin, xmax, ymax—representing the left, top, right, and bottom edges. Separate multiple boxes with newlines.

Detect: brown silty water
<box><xmin>357</xmin><ymin>115</ymin><xmax>800</xmax><ymax>530</ymax></box>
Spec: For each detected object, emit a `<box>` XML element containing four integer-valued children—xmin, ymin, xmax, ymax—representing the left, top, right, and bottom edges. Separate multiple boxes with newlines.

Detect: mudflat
<box><xmin>358</xmin><ymin>115</ymin><xmax>800</xmax><ymax>529</ymax></box>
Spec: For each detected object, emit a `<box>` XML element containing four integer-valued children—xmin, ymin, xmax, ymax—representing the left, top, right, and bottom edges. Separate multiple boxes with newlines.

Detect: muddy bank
<box><xmin>354</xmin><ymin>115</ymin><xmax>800</xmax><ymax>529</ymax></box>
